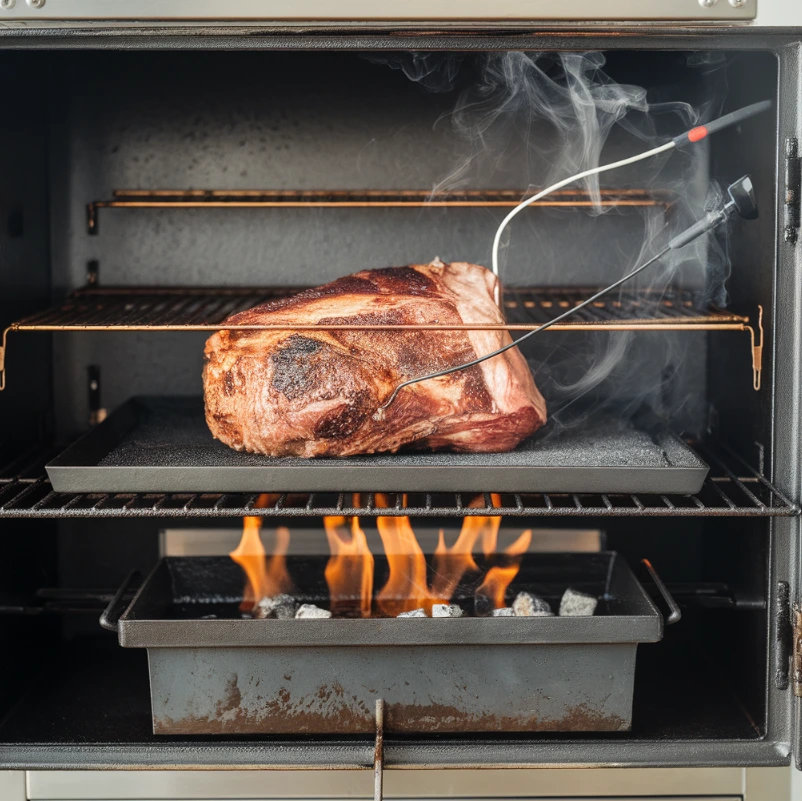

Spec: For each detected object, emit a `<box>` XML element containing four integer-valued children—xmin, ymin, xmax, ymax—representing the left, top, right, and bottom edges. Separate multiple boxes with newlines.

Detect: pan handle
<box><xmin>99</xmin><ymin>570</ymin><xmax>141</xmax><ymax>633</ymax></box>
<box><xmin>640</xmin><ymin>559</ymin><xmax>682</xmax><ymax>625</ymax></box>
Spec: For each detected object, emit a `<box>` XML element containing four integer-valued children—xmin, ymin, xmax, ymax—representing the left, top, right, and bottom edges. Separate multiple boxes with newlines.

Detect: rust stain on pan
<box><xmin>154</xmin><ymin>679</ymin><xmax>628</xmax><ymax>735</ymax></box>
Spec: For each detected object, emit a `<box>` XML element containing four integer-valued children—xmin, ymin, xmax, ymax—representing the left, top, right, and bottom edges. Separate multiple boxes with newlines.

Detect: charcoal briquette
<box><xmin>513</xmin><ymin>591</ymin><xmax>553</xmax><ymax>617</ymax></box>
<box><xmin>432</xmin><ymin>603</ymin><xmax>463</xmax><ymax>618</ymax></box>
<box><xmin>474</xmin><ymin>593</ymin><xmax>494</xmax><ymax>617</ymax></box>
<box><xmin>492</xmin><ymin>607</ymin><xmax>514</xmax><ymax>617</ymax></box>
<box><xmin>559</xmin><ymin>588</ymin><xmax>598</xmax><ymax>616</ymax></box>
<box><xmin>253</xmin><ymin>596</ymin><xmax>278</xmax><ymax>619</ymax></box>
<box><xmin>253</xmin><ymin>593</ymin><xmax>298</xmax><ymax>620</ymax></box>
<box><xmin>397</xmin><ymin>608</ymin><xmax>427</xmax><ymax>618</ymax></box>
<box><xmin>295</xmin><ymin>603</ymin><xmax>332</xmax><ymax>619</ymax></box>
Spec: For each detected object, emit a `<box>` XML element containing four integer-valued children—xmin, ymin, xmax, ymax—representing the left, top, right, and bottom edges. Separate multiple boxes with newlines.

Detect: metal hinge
<box><xmin>793</xmin><ymin>601</ymin><xmax>802</xmax><ymax>697</ymax></box>
<box><xmin>785</xmin><ymin>137</ymin><xmax>801</xmax><ymax>245</ymax></box>
<box><xmin>777</xmin><ymin>582</ymin><xmax>792</xmax><ymax>690</ymax></box>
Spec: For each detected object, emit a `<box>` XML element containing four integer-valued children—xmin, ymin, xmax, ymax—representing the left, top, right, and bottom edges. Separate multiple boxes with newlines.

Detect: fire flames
<box><xmin>229</xmin><ymin>493</ymin><xmax>293</xmax><ymax>611</ymax></box>
<box><xmin>324</xmin><ymin>515</ymin><xmax>374</xmax><ymax>617</ymax></box>
<box><xmin>475</xmin><ymin>529</ymin><xmax>533</xmax><ymax>609</ymax></box>
<box><xmin>231</xmin><ymin>492</ymin><xmax>530</xmax><ymax>617</ymax></box>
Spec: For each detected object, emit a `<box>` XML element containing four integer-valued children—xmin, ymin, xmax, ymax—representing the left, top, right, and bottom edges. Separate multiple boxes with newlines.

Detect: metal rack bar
<box><xmin>0</xmin><ymin>287</ymin><xmax>765</xmax><ymax>391</ymax></box>
<box><xmin>0</xmin><ymin>443</ymin><xmax>795</xmax><ymax>519</ymax></box>
<box><xmin>86</xmin><ymin>188</ymin><xmax>671</xmax><ymax>234</ymax></box>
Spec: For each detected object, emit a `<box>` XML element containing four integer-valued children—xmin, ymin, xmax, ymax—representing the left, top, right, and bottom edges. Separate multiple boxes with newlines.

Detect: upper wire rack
<box><xmin>6</xmin><ymin>285</ymin><xmax>750</xmax><ymax>332</ymax></box>
<box><xmin>86</xmin><ymin>188</ymin><xmax>671</xmax><ymax>234</ymax></box>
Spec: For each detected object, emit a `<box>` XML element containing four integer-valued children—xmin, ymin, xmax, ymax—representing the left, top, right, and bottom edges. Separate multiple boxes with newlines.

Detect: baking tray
<box><xmin>104</xmin><ymin>552</ymin><xmax>666</xmax><ymax>734</ymax></box>
<box><xmin>47</xmin><ymin>396</ymin><xmax>709</xmax><ymax>494</ymax></box>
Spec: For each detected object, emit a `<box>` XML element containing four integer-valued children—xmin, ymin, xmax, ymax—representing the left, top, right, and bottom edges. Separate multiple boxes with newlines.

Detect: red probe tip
<box><xmin>687</xmin><ymin>126</ymin><xmax>709</xmax><ymax>143</ymax></box>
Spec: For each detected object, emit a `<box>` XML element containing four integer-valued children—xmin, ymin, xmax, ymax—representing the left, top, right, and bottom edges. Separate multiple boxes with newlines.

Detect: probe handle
<box><xmin>669</xmin><ymin>175</ymin><xmax>758</xmax><ymax>249</ymax></box>
<box><xmin>672</xmin><ymin>99</ymin><xmax>772</xmax><ymax>146</ymax></box>
<box><xmin>668</xmin><ymin>210</ymin><xmax>726</xmax><ymax>249</ymax></box>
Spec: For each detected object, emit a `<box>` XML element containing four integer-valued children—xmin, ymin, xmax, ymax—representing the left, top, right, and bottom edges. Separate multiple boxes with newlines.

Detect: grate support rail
<box><xmin>86</xmin><ymin>188</ymin><xmax>671</xmax><ymax>234</ymax></box>
<box><xmin>0</xmin><ymin>286</ymin><xmax>764</xmax><ymax>392</ymax></box>
<box><xmin>0</xmin><ymin>443</ymin><xmax>796</xmax><ymax>519</ymax></box>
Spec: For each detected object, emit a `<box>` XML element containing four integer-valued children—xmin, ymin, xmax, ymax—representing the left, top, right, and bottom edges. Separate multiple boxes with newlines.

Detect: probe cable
<box><xmin>377</xmin><ymin>245</ymin><xmax>670</xmax><ymax>413</ymax></box>
<box><xmin>376</xmin><ymin>100</ymin><xmax>771</xmax><ymax>413</ymax></box>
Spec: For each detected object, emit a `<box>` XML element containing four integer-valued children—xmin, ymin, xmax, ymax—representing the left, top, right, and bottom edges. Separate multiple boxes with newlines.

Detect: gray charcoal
<box><xmin>432</xmin><ymin>603</ymin><xmax>464</xmax><ymax>618</ymax></box>
<box><xmin>274</xmin><ymin>594</ymin><xmax>299</xmax><ymax>620</ymax></box>
<box><xmin>253</xmin><ymin>593</ymin><xmax>298</xmax><ymax>620</ymax></box>
<box><xmin>252</xmin><ymin>596</ymin><xmax>279</xmax><ymax>619</ymax></box>
<box><xmin>492</xmin><ymin>607</ymin><xmax>514</xmax><ymax>617</ymax></box>
<box><xmin>559</xmin><ymin>588</ymin><xmax>598</xmax><ymax>617</ymax></box>
<box><xmin>295</xmin><ymin>604</ymin><xmax>332</xmax><ymax>619</ymax></box>
<box><xmin>474</xmin><ymin>593</ymin><xmax>494</xmax><ymax>617</ymax></box>
<box><xmin>200</xmin><ymin>614</ymin><xmax>218</xmax><ymax>620</ymax></box>
<box><xmin>513</xmin><ymin>591</ymin><xmax>553</xmax><ymax>617</ymax></box>
<box><xmin>397</xmin><ymin>608</ymin><xmax>427</xmax><ymax>618</ymax></box>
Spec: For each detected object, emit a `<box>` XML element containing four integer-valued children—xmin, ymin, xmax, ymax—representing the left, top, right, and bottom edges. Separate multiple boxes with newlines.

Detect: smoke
<box><xmin>368</xmin><ymin>51</ymin><xmax>732</xmax><ymax>435</ymax></box>
<box><xmin>361</xmin><ymin>52</ymin><xmax>465</xmax><ymax>94</ymax></box>
<box><xmin>433</xmin><ymin>52</ymin><xmax>691</xmax><ymax>202</ymax></box>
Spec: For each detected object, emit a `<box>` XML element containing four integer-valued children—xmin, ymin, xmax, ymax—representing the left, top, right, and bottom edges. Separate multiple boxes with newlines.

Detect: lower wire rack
<box><xmin>0</xmin><ymin>442</ymin><xmax>796</xmax><ymax>518</ymax></box>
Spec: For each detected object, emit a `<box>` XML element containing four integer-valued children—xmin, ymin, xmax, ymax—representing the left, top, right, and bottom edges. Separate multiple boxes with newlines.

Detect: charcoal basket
<box><xmin>101</xmin><ymin>552</ymin><xmax>675</xmax><ymax>735</ymax></box>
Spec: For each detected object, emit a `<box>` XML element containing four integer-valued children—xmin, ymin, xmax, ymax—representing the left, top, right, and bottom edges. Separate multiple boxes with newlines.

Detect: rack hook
<box><xmin>747</xmin><ymin>305</ymin><xmax>764</xmax><ymax>392</ymax></box>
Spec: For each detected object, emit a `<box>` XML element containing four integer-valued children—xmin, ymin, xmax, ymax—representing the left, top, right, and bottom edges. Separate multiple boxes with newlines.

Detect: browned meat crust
<box><xmin>204</xmin><ymin>259</ymin><xmax>546</xmax><ymax>457</ymax></box>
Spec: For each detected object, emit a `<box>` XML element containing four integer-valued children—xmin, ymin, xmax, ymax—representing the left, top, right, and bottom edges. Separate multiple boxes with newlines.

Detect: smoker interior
<box><xmin>0</xmin><ymin>45</ymin><xmax>794</xmax><ymax>768</ymax></box>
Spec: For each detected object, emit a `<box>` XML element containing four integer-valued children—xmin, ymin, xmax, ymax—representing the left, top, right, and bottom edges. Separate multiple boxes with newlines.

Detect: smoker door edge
<box><xmin>0</xmin><ymin>0</ymin><xmax>757</xmax><ymax>22</ymax></box>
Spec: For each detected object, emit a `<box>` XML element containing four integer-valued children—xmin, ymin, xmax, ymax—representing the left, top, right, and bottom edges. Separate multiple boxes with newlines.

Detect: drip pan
<box><xmin>47</xmin><ymin>397</ymin><xmax>709</xmax><ymax>494</ymax></box>
<box><xmin>102</xmin><ymin>552</ymin><xmax>670</xmax><ymax>735</ymax></box>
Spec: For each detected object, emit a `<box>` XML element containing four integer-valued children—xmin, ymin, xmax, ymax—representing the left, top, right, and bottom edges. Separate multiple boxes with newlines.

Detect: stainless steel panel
<box><xmin>0</xmin><ymin>0</ymin><xmax>757</xmax><ymax>22</ymax></box>
<box><xmin>23</xmin><ymin>766</ymin><xmax>751</xmax><ymax>800</ymax></box>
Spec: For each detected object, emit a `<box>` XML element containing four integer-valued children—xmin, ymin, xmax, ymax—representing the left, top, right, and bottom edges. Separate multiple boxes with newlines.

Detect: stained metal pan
<box><xmin>47</xmin><ymin>397</ymin><xmax>709</xmax><ymax>494</ymax></box>
<box><xmin>102</xmin><ymin>552</ymin><xmax>673</xmax><ymax>735</ymax></box>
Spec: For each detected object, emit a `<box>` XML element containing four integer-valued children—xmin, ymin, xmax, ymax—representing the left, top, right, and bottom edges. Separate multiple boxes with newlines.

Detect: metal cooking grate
<box><xmin>6</xmin><ymin>285</ymin><xmax>749</xmax><ymax>331</ymax></box>
<box><xmin>0</xmin><ymin>442</ymin><xmax>796</xmax><ymax>518</ymax></box>
<box><xmin>0</xmin><ymin>285</ymin><xmax>765</xmax><ymax>392</ymax></box>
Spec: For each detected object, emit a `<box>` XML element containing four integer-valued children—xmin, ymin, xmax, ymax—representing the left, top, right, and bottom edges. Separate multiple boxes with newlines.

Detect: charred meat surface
<box><xmin>204</xmin><ymin>259</ymin><xmax>546</xmax><ymax>457</ymax></box>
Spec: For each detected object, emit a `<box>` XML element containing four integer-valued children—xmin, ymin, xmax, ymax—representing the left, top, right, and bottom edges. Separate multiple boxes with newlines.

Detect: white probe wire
<box><xmin>377</xmin><ymin>139</ymin><xmax>677</xmax><ymax>413</ymax></box>
<box><xmin>490</xmin><ymin>140</ymin><xmax>676</xmax><ymax>298</ymax></box>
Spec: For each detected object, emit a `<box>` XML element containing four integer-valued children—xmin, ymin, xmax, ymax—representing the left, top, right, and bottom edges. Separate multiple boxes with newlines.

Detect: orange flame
<box><xmin>374</xmin><ymin>493</ymin><xmax>505</xmax><ymax>616</ymax></box>
<box><xmin>231</xmin><ymin>493</ymin><xmax>530</xmax><ymax>619</ymax></box>
<box><xmin>375</xmin><ymin>511</ymin><xmax>435</xmax><ymax>616</ymax></box>
<box><xmin>475</xmin><ymin>529</ymin><xmax>532</xmax><ymax>610</ymax></box>
<box><xmin>464</xmin><ymin>493</ymin><xmax>504</xmax><ymax>558</ymax></box>
<box><xmin>431</xmin><ymin>523</ymin><xmax>481</xmax><ymax>602</ymax></box>
<box><xmin>428</xmin><ymin>494</ymin><xmax>503</xmax><ymax>601</ymax></box>
<box><xmin>229</xmin><ymin>494</ymin><xmax>293</xmax><ymax>611</ymax></box>
<box><xmin>324</xmin><ymin>516</ymin><xmax>374</xmax><ymax>617</ymax></box>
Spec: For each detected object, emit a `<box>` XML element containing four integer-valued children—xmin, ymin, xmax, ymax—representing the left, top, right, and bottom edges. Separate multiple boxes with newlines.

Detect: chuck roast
<box><xmin>203</xmin><ymin>259</ymin><xmax>546</xmax><ymax>457</ymax></box>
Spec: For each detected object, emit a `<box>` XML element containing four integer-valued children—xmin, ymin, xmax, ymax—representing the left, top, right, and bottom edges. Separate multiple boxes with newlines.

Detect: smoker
<box><xmin>1</xmin><ymin>2</ymin><xmax>802</xmax><ymax>800</ymax></box>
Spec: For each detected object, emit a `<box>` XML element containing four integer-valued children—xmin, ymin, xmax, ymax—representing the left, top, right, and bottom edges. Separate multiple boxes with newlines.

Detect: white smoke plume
<box><xmin>368</xmin><ymin>51</ymin><xmax>731</xmax><ymax>433</ymax></box>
